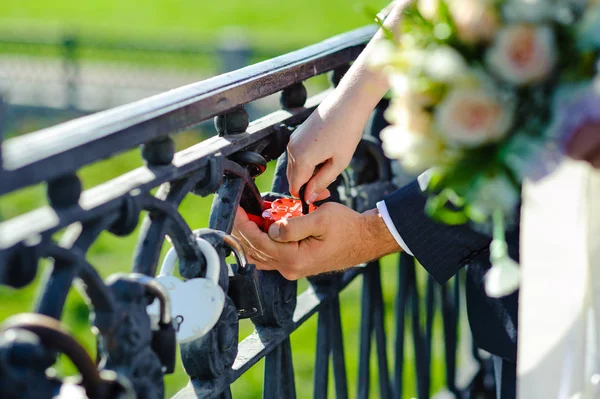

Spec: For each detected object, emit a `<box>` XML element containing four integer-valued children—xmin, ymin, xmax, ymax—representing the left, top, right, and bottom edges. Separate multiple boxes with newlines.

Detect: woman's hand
<box><xmin>286</xmin><ymin>96</ymin><xmax>366</xmax><ymax>202</ymax></box>
<box><xmin>286</xmin><ymin>1</ymin><xmax>408</xmax><ymax>201</ymax></box>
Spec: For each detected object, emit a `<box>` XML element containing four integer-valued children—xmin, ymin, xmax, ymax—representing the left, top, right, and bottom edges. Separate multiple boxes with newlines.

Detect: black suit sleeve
<box><xmin>383</xmin><ymin>180</ymin><xmax>492</xmax><ymax>284</ymax></box>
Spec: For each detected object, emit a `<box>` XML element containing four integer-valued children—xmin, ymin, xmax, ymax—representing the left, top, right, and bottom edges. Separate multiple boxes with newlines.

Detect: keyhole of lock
<box><xmin>147</xmin><ymin>237</ymin><xmax>225</xmax><ymax>344</ymax></box>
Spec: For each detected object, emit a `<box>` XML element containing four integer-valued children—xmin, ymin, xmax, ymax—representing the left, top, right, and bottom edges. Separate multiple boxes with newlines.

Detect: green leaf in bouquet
<box><xmin>361</xmin><ymin>5</ymin><xmax>395</xmax><ymax>41</ymax></box>
<box><xmin>561</xmin><ymin>51</ymin><xmax>599</xmax><ymax>82</ymax></box>
<box><xmin>437</xmin><ymin>0</ymin><xmax>457</xmax><ymax>38</ymax></box>
<box><xmin>425</xmin><ymin>189</ymin><xmax>470</xmax><ymax>225</ymax></box>
<box><xmin>464</xmin><ymin>204</ymin><xmax>488</xmax><ymax>224</ymax></box>
<box><xmin>402</xmin><ymin>2</ymin><xmax>433</xmax><ymax>27</ymax></box>
<box><xmin>428</xmin><ymin>144</ymin><xmax>501</xmax><ymax>195</ymax></box>
<box><xmin>424</xmin><ymin>168</ymin><xmax>445</xmax><ymax>192</ymax></box>
<box><xmin>413</xmin><ymin>76</ymin><xmax>447</xmax><ymax>104</ymax></box>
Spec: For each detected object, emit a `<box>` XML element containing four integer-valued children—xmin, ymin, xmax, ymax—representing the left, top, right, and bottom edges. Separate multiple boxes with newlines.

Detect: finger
<box><xmin>233</xmin><ymin>207</ymin><xmax>277</xmax><ymax>265</ymax></box>
<box><xmin>304</xmin><ymin>159</ymin><xmax>340</xmax><ymax>204</ymax></box>
<box><xmin>246</xmin><ymin>253</ymin><xmax>272</xmax><ymax>271</ymax></box>
<box><xmin>237</xmin><ymin>214</ymin><xmax>293</xmax><ymax>258</ymax></box>
<box><xmin>566</xmin><ymin>123</ymin><xmax>600</xmax><ymax>160</ymax></box>
<box><xmin>315</xmin><ymin>188</ymin><xmax>331</xmax><ymax>202</ymax></box>
<box><xmin>287</xmin><ymin>150</ymin><xmax>317</xmax><ymax>198</ymax></box>
<box><xmin>233</xmin><ymin>227</ymin><xmax>276</xmax><ymax>269</ymax></box>
<box><xmin>268</xmin><ymin>211</ymin><xmax>326</xmax><ymax>243</ymax></box>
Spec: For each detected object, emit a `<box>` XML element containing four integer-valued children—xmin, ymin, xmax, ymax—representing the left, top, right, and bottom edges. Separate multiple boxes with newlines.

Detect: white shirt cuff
<box><xmin>376</xmin><ymin>200</ymin><xmax>414</xmax><ymax>256</ymax></box>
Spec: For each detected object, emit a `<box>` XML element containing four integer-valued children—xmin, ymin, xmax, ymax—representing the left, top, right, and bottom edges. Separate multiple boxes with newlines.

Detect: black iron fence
<box><xmin>0</xmin><ymin>24</ymin><xmax>495</xmax><ymax>398</ymax></box>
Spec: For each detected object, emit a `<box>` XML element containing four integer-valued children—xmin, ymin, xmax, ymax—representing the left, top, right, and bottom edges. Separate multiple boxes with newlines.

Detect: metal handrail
<box><xmin>0</xmin><ymin>25</ymin><xmax>375</xmax><ymax>195</ymax></box>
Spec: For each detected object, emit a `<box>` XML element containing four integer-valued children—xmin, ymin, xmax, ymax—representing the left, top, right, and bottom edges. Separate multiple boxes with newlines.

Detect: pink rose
<box><xmin>435</xmin><ymin>87</ymin><xmax>513</xmax><ymax>147</ymax></box>
<box><xmin>450</xmin><ymin>0</ymin><xmax>500</xmax><ymax>44</ymax></box>
<box><xmin>487</xmin><ymin>24</ymin><xmax>557</xmax><ymax>86</ymax></box>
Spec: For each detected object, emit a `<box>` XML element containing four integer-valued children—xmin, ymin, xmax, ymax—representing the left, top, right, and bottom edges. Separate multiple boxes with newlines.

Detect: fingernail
<box><xmin>308</xmin><ymin>192</ymin><xmax>318</xmax><ymax>204</ymax></box>
<box><xmin>268</xmin><ymin>223</ymin><xmax>280</xmax><ymax>239</ymax></box>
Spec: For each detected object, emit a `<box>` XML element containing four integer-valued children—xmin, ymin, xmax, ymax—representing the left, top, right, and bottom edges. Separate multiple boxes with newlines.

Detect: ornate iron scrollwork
<box><xmin>0</xmin><ymin>23</ymin><xmax>495</xmax><ymax>399</ymax></box>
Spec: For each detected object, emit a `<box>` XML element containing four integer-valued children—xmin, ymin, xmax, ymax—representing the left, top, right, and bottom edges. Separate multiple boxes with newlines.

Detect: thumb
<box><xmin>304</xmin><ymin>159</ymin><xmax>339</xmax><ymax>204</ymax></box>
<box><xmin>268</xmin><ymin>212</ymin><xmax>325</xmax><ymax>243</ymax></box>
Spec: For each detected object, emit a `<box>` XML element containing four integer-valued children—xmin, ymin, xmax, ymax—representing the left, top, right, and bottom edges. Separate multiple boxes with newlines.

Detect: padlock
<box><xmin>151</xmin><ymin>315</ymin><xmax>177</xmax><ymax>374</ymax></box>
<box><xmin>212</xmin><ymin>231</ymin><xmax>264</xmax><ymax>319</ymax></box>
<box><xmin>127</xmin><ymin>274</ymin><xmax>178</xmax><ymax>374</ymax></box>
<box><xmin>228</xmin><ymin>264</ymin><xmax>263</xmax><ymax>319</ymax></box>
<box><xmin>147</xmin><ymin>237</ymin><xmax>225</xmax><ymax>344</ymax></box>
<box><xmin>248</xmin><ymin>198</ymin><xmax>316</xmax><ymax>232</ymax></box>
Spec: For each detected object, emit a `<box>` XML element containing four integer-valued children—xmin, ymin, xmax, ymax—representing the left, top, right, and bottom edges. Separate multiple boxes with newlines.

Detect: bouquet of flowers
<box><xmin>370</xmin><ymin>0</ymin><xmax>600</xmax><ymax>297</ymax></box>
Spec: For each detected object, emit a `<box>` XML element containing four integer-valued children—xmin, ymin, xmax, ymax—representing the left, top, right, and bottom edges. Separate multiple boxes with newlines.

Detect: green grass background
<box><xmin>0</xmin><ymin>1</ymin><xmax>448</xmax><ymax>397</ymax></box>
<box><xmin>0</xmin><ymin>0</ymin><xmax>388</xmax><ymax>48</ymax></box>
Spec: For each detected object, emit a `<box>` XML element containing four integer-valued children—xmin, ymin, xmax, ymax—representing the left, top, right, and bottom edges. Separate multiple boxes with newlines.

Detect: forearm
<box><xmin>318</xmin><ymin>1</ymin><xmax>408</xmax><ymax>128</ymax></box>
<box><xmin>359</xmin><ymin>208</ymin><xmax>403</xmax><ymax>263</ymax></box>
<box><xmin>285</xmin><ymin>1</ymin><xmax>410</xmax><ymax>199</ymax></box>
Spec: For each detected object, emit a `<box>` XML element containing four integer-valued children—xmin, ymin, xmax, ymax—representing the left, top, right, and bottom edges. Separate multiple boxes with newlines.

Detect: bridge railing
<box><xmin>0</xmin><ymin>24</ymin><xmax>495</xmax><ymax>399</ymax></box>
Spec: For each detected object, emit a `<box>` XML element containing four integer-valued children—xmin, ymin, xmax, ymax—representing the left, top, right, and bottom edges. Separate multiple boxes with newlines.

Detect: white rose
<box><xmin>423</xmin><ymin>46</ymin><xmax>468</xmax><ymax>82</ymax></box>
<box><xmin>388</xmin><ymin>73</ymin><xmax>411</xmax><ymax>97</ymax></box>
<box><xmin>435</xmin><ymin>87</ymin><xmax>513</xmax><ymax>147</ymax></box>
<box><xmin>418</xmin><ymin>0</ymin><xmax>440</xmax><ymax>21</ymax></box>
<box><xmin>368</xmin><ymin>39</ymin><xmax>398</xmax><ymax>70</ymax></box>
<box><xmin>380</xmin><ymin>125</ymin><xmax>445</xmax><ymax>175</ymax></box>
<box><xmin>487</xmin><ymin>24</ymin><xmax>557</xmax><ymax>86</ymax></box>
<box><xmin>449</xmin><ymin>0</ymin><xmax>499</xmax><ymax>43</ymax></box>
<box><xmin>387</xmin><ymin>73</ymin><xmax>438</xmax><ymax>104</ymax></box>
<box><xmin>384</xmin><ymin>97</ymin><xmax>433</xmax><ymax>131</ymax></box>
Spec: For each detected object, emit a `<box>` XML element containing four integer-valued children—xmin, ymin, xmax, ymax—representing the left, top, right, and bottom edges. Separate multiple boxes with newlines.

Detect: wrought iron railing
<box><xmin>0</xmin><ymin>24</ymin><xmax>495</xmax><ymax>398</ymax></box>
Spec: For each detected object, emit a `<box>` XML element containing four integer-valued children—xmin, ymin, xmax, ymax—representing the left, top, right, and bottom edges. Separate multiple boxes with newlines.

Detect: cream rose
<box><xmin>423</xmin><ymin>46</ymin><xmax>468</xmax><ymax>82</ymax></box>
<box><xmin>487</xmin><ymin>24</ymin><xmax>557</xmax><ymax>86</ymax></box>
<box><xmin>418</xmin><ymin>0</ymin><xmax>440</xmax><ymax>21</ymax></box>
<box><xmin>368</xmin><ymin>39</ymin><xmax>397</xmax><ymax>70</ymax></box>
<box><xmin>435</xmin><ymin>87</ymin><xmax>513</xmax><ymax>147</ymax></box>
<box><xmin>449</xmin><ymin>0</ymin><xmax>499</xmax><ymax>44</ymax></box>
<box><xmin>380</xmin><ymin>125</ymin><xmax>445</xmax><ymax>174</ymax></box>
<box><xmin>384</xmin><ymin>89</ymin><xmax>434</xmax><ymax>124</ymax></box>
<box><xmin>381</xmin><ymin>100</ymin><xmax>445</xmax><ymax>174</ymax></box>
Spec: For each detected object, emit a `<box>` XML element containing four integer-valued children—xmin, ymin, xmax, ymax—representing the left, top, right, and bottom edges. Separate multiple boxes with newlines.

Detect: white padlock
<box><xmin>147</xmin><ymin>237</ymin><xmax>225</xmax><ymax>344</ymax></box>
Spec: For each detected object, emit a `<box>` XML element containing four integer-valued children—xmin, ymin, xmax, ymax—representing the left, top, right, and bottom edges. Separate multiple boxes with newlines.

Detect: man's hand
<box><xmin>232</xmin><ymin>203</ymin><xmax>400</xmax><ymax>280</ymax></box>
<box><xmin>566</xmin><ymin>122</ymin><xmax>600</xmax><ymax>169</ymax></box>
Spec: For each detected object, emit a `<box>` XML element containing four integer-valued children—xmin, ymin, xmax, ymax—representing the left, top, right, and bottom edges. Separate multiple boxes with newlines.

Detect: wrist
<box><xmin>359</xmin><ymin>208</ymin><xmax>401</xmax><ymax>261</ymax></box>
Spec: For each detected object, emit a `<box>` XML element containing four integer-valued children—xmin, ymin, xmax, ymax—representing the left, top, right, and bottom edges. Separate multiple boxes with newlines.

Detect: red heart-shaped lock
<box><xmin>248</xmin><ymin>199</ymin><xmax>316</xmax><ymax>232</ymax></box>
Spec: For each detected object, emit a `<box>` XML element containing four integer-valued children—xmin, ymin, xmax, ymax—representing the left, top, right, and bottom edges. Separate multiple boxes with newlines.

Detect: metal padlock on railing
<box><xmin>213</xmin><ymin>231</ymin><xmax>264</xmax><ymax>320</ymax></box>
<box><xmin>119</xmin><ymin>273</ymin><xmax>178</xmax><ymax>375</ymax></box>
<box><xmin>147</xmin><ymin>237</ymin><xmax>225</xmax><ymax>344</ymax></box>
